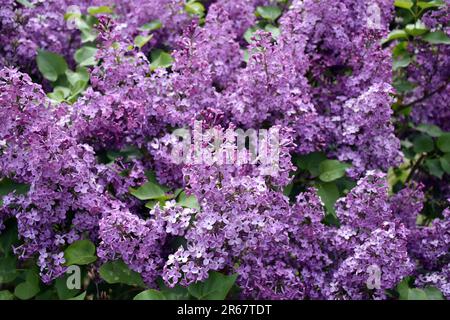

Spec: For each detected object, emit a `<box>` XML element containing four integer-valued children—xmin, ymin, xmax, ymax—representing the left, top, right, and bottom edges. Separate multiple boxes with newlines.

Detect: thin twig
<box><xmin>396</xmin><ymin>79</ymin><xmax>450</xmax><ymax>113</ymax></box>
<box><xmin>406</xmin><ymin>153</ymin><xmax>426</xmax><ymax>184</ymax></box>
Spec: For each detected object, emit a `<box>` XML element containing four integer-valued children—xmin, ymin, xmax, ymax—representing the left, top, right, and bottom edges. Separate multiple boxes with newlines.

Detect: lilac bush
<box><xmin>0</xmin><ymin>0</ymin><xmax>449</xmax><ymax>300</ymax></box>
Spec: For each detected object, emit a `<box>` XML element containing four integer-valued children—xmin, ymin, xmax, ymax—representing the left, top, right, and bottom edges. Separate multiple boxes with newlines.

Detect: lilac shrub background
<box><xmin>0</xmin><ymin>0</ymin><xmax>449</xmax><ymax>300</ymax></box>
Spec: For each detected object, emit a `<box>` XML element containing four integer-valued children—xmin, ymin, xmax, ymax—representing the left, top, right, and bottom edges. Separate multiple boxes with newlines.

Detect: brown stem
<box><xmin>396</xmin><ymin>78</ymin><xmax>450</xmax><ymax>113</ymax></box>
<box><xmin>406</xmin><ymin>153</ymin><xmax>426</xmax><ymax>184</ymax></box>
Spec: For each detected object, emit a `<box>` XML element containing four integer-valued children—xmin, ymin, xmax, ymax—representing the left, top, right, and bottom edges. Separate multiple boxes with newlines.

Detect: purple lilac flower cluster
<box><xmin>0</xmin><ymin>68</ymin><xmax>110</xmax><ymax>281</ymax></box>
<box><xmin>161</xmin><ymin>165</ymin><xmax>447</xmax><ymax>299</ymax></box>
<box><xmin>407</xmin><ymin>2</ymin><xmax>450</xmax><ymax>130</ymax></box>
<box><xmin>0</xmin><ymin>0</ymin><xmax>193</xmax><ymax>75</ymax></box>
<box><xmin>0</xmin><ymin>0</ymin><xmax>449</xmax><ymax>300</ymax></box>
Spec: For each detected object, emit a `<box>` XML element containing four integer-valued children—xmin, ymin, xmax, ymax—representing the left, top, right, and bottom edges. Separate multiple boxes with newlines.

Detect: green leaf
<box><xmin>405</xmin><ymin>21</ymin><xmax>428</xmax><ymax>36</ymax></box>
<box><xmin>417</xmin><ymin>0</ymin><xmax>444</xmax><ymax>9</ymax></box>
<box><xmin>413</xmin><ymin>134</ymin><xmax>434</xmax><ymax>153</ymax></box>
<box><xmin>425</xmin><ymin>158</ymin><xmax>444</xmax><ymax>179</ymax></box>
<box><xmin>69</xmin><ymin>14</ymin><xmax>98</xmax><ymax>42</ymax></box>
<box><xmin>68</xmin><ymin>291</ymin><xmax>86</xmax><ymax>300</ymax></box>
<box><xmin>316</xmin><ymin>181</ymin><xmax>340</xmax><ymax>215</ymax></box>
<box><xmin>80</xmin><ymin>28</ymin><xmax>98</xmax><ymax>43</ymax></box>
<box><xmin>177</xmin><ymin>191</ymin><xmax>200</xmax><ymax>210</ymax></box>
<box><xmin>145</xmin><ymin>170</ymin><xmax>159</xmax><ymax>183</ymax></box>
<box><xmin>394</xmin><ymin>0</ymin><xmax>414</xmax><ymax>9</ymax></box>
<box><xmin>173</xmin><ymin>188</ymin><xmax>184</xmax><ymax>198</ymax></box>
<box><xmin>398</xmin><ymin>278</ymin><xmax>445</xmax><ymax>300</ymax></box>
<box><xmin>87</xmin><ymin>6</ymin><xmax>113</xmax><ymax>15</ymax></box>
<box><xmin>74</xmin><ymin>46</ymin><xmax>98</xmax><ymax>67</ymax></box>
<box><xmin>382</xmin><ymin>29</ymin><xmax>408</xmax><ymax>44</ymax></box>
<box><xmin>264</xmin><ymin>24</ymin><xmax>281</xmax><ymax>39</ymax></box>
<box><xmin>0</xmin><ymin>290</ymin><xmax>14</xmax><ymax>300</ymax></box>
<box><xmin>145</xmin><ymin>199</ymin><xmax>167</xmax><ymax>209</ymax></box>
<box><xmin>0</xmin><ymin>222</ymin><xmax>18</xmax><ymax>255</ymax></box>
<box><xmin>393</xmin><ymin>41</ymin><xmax>409</xmax><ymax>56</ymax></box>
<box><xmin>283</xmin><ymin>183</ymin><xmax>293</xmax><ymax>197</ymax></box>
<box><xmin>437</xmin><ymin>133</ymin><xmax>450</xmax><ymax>152</ymax></box>
<box><xmin>15</xmin><ymin>0</ymin><xmax>34</xmax><ymax>8</ymax></box>
<box><xmin>242</xmin><ymin>49</ymin><xmax>251</xmax><ymax>63</ymax></box>
<box><xmin>440</xmin><ymin>153</ymin><xmax>450</xmax><ymax>174</ymax></box>
<box><xmin>244</xmin><ymin>26</ymin><xmax>261</xmax><ymax>44</ymax></box>
<box><xmin>184</xmin><ymin>1</ymin><xmax>205</xmax><ymax>17</ymax></box>
<box><xmin>295</xmin><ymin>152</ymin><xmax>327</xmax><ymax>177</ymax></box>
<box><xmin>99</xmin><ymin>260</ymin><xmax>145</xmax><ymax>287</ymax></box>
<box><xmin>54</xmin><ymin>86</ymin><xmax>71</xmax><ymax>97</ymax></box>
<box><xmin>64</xmin><ymin>239</ymin><xmax>97</xmax><ymax>266</ymax></box>
<box><xmin>130</xmin><ymin>181</ymin><xmax>166</xmax><ymax>201</ymax></box>
<box><xmin>14</xmin><ymin>269</ymin><xmax>40</xmax><ymax>300</ymax></box>
<box><xmin>0</xmin><ymin>256</ymin><xmax>17</xmax><ymax>283</ymax></box>
<box><xmin>157</xmin><ymin>280</ymin><xmax>190</xmax><ymax>300</ymax></box>
<box><xmin>48</xmin><ymin>86</ymin><xmax>71</xmax><ymax>102</ymax></box>
<box><xmin>393</xmin><ymin>54</ymin><xmax>412</xmax><ymax>70</ymax></box>
<box><xmin>422</xmin><ymin>31</ymin><xmax>450</xmax><ymax>44</ymax></box>
<box><xmin>143</xmin><ymin>196</ymin><xmax>170</xmax><ymax>209</ymax></box>
<box><xmin>144</xmin><ymin>200</ymin><xmax>157</xmax><ymax>209</ymax></box>
<box><xmin>64</xmin><ymin>12</ymin><xmax>84</xmax><ymax>26</ymax></box>
<box><xmin>397</xmin><ymin>278</ymin><xmax>432</xmax><ymax>301</ymax></box>
<box><xmin>138</xmin><ymin>20</ymin><xmax>162</xmax><ymax>32</ymax></box>
<box><xmin>150</xmin><ymin>49</ymin><xmax>173</xmax><ymax>71</ymax></box>
<box><xmin>319</xmin><ymin>160</ymin><xmax>350</xmax><ymax>182</ymax></box>
<box><xmin>407</xmin><ymin>288</ymin><xmax>428</xmax><ymax>300</ymax></box>
<box><xmin>55</xmin><ymin>274</ymin><xmax>80</xmax><ymax>299</ymax></box>
<box><xmin>65</xmin><ymin>67</ymin><xmax>90</xmax><ymax>98</ymax></box>
<box><xmin>84</xmin><ymin>15</ymin><xmax>99</xmax><ymax>28</ymax></box>
<box><xmin>415</xmin><ymin>124</ymin><xmax>444</xmax><ymax>137</ymax></box>
<box><xmin>396</xmin><ymin>278</ymin><xmax>411</xmax><ymax>300</ymax></box>
<box><xmin>134</xmin><ymin>289</ymin><xmax>167</xmax><ymax>300</ymax></box>
<box><xmin>393</xmin><ymin>79</ymin><xmax>416</xmax><ymax>93</ymax></box>
<box><xmin>422</xmin><ymin>287</ymin><xmax>444</xmax><ymax>300</ymax></box>
<box><xmin>67</xmin><ymin>85</ymin><xmax>87</xmax><ymax>103</ymax></box>
<box><xmin>0</xmin><ymin>178</ymin><xmax>29</xmax><ymax>195</ymax></box>
<box><xmin>134</xmin><ymin>35</ymin><xmax>153</xmax><ymax>49</ymax></box>
<box><xmin>106</xmin><ymin>146</ymin><xmax>143</xmax><ymax>162</ymax></box>
<box><xmin>36</xmin><ymin>50</ymin><xmax>68</xmax><ymax>82</ymax></box>
<box><xmin>188</xmin><ymin>272</ymin><xmax>237</xmax><ymax>300</ymax></box>
<box><xmin>256</xmin><ymin>6</ymin><xmax>282</xmax><ymax>21</ymax></box>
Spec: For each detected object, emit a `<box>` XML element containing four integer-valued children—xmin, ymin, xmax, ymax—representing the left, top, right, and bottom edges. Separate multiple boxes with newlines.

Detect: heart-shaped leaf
<box><xmin>138</xmin><ymin>20</ymin><xmax>162</xmax><ymax>32</ymax></box>
<box><xmin>437</xmin><ymin>133</ymin><xmax>450</xmax><ymax>152</ymax></box>
<box><xmin>37</xmin><ymin>50</ymin><xmax>68</xmax><ymax>82</ymax></box>
<box><xmin>319</xmin><ymin>160</ymin><xmax>350</xmax><ymax>182</ymax></box>
<box><xmin>130</xmin><ymin>181</ymin><xmax>166</xmax><ymax>201</ymax></box>
<box><xmin>188</xmin><ymin>272</ymin><xmax>237</xmax><ymax>300</ymax></box>
<box><xmin>134</xmin><ymin>289</ymin><xmax>166</xmax><ymax>300</ymax></box>
<box><xmin>74</xmin><ymin>46</ymin><xmax>98</xmax><ymax>67</ymax></box>
<box><xmin>99</xmin><ymin>260</ymin><xmax>145</xmax><ymax>287</ymax></box>
<box><xmin>256</xmin><ymin>6</ymin><xmax>282</xmax><ymax>21</ymax></box>
<box><xmin>14</xmin><ymin>269</ymin><xmax>40</xmax><ymax>300</ymax></box>
<box><xmin>64</xmin><ymin>239</ymin><xmax>97</xmax><ymax>266</ymax></box>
